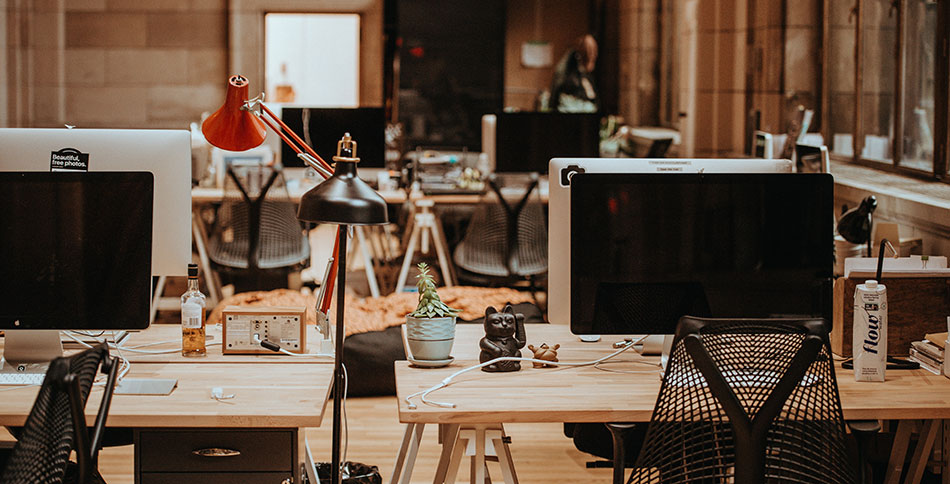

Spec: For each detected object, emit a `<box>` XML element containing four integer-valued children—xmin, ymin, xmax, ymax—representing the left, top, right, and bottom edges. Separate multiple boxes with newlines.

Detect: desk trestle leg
<box><xmin>391</xmin><ymin>423</ymin><xmax>425</xmax><ymax>484</ymax></box>
<box><xmin>391</xmin><ymin>422</ymin><xmax>518</xmax><ymax>484</ymax></box>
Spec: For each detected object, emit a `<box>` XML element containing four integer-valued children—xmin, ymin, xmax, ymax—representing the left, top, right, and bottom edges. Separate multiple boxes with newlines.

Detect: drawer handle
<box><xmin>192</xmin><ymin>447</ymin><xmax>241</xmax><ymax>458</ymax></box>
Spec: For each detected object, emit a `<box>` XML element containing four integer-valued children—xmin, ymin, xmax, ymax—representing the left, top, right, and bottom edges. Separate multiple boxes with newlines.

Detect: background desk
<box><xmin>0</xmin><ymin>327</ymin><xmax>332</xmax><ymax>483</ymax></box>
<box><xmin>191</xmin><ymin>179</ymin><xmax>550</xmax><ymax>300</ymax></box>
<box><xmin>395</xmin><ymin>324</ymin><xmax>950</xmax><ymax>484</ymax></box>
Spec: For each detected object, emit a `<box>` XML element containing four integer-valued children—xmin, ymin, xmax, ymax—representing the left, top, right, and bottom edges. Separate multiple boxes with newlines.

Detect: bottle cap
<box><xmin>188</xmin><ymin>263</ymin><xmax>198</xmax><ymax>278</ymax></box>
<box><xmin>865</xmin><ymin>279</ymin><xmax>878</xmax><ymax>288</ymax></box>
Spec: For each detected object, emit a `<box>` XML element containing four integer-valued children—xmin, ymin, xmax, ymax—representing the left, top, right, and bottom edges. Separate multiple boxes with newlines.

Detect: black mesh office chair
<box><xmin>630</xmin><ymin>317</ymin><xmax>855</xmax><ymax>484</ymax></box>
<box><xmin>0</xmin><ymin>344</ymin><xmax>119</xmax><ymax>484</ymax></box>
<box><xmin>453</xmin><ymin>174</ymin><xmax>547</xmax><ymax>292</ymax></box>
<box><xmin>207</xmin><ymin>165</ymin><xmax>310</xmax><ymax>290</ymax></box>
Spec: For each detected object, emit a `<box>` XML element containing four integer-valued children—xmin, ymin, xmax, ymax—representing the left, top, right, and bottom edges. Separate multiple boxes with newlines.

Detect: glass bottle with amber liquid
<box><xmin>181</xmin><ymin>263</ymin><xmax>206</xmax><ymax>356</ymax></box>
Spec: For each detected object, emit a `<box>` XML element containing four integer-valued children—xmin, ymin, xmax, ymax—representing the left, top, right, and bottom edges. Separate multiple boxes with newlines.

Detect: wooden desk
<box><xmin>0</xmin><ymin>328</ymin><xmax>332</xmax><ymax>483</ymax></box>
<box><xmin>394</xmin><ymin>324</ymin><xmax>950</xmax><ymax>484</ymax></box>
<box><xmin>191</xmin><ymin>180</ymin><xmax>549</xmax><ymax>205</ymax></box>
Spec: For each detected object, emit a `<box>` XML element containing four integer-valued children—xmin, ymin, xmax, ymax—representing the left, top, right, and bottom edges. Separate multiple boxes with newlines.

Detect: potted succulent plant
<box><xmin>404</xmin><ymin>263</ymin><xmax>460</xmax><ymax>364</ymax></box>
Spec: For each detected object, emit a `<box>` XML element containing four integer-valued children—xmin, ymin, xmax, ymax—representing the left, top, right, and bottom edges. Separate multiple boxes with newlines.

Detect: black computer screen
<box><xmin>279</xmin><ymin>107</ymin><xmax>385</xmax><ymax>168</ymax></box>
<box><xmin>570</xmin><ymin>173</ymin><xmax>833</xmax><ymax>335</ymax></box>
<box><xmin>0</xmin><ymin>172</ymin><xmax>153</xmax><ymax>330</ymax></box>
<box><xmin>495</xmin><ymin>112</ymin><xmax>600</xmax><ymax>173</ymax></box>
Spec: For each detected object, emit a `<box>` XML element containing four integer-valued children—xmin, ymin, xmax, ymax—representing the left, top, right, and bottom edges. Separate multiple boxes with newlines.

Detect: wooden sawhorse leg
<box><xmin>390</xmin><ymin>423</ymin><xmax>426</xmax><ymax>484</ymax></box>
<box><xmin>885</xmin><ymin>419</ymin><xmax>941</xmax><ymax>484</ymax></box>
<box><xmin>444</xmin><ymin>424</ymin><xmax>517</xmax><ymax>484</ymax></box>
<box><xmin>394</xmin><ymin>200</ymin><xmax>455</xmax><ymax>293</ymax></box>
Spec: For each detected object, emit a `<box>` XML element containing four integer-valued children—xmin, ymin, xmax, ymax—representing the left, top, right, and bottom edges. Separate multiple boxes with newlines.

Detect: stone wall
<box><xmin>5</xmin><ymin>0</ymin><xmax>227</xmax><ymax>129</ymax></box>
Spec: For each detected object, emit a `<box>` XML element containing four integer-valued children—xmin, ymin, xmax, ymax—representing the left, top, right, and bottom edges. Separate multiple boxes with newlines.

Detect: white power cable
<box><xmin>404</xmin><ymin>338</ymin><xmax>657</xmax><ymax>409</ymax></box>
<box><xmin>341</xmin><ymin>362</ymin><xmax>349</xmax><ymax>474</ymax></box>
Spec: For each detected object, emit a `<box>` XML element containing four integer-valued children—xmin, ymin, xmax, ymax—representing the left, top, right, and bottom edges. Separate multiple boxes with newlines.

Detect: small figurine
<box><xmin>528</xmin><ymin>343</ymin><xmax>560</xmax><ymax>368</ymax></box>
<box><xmin>479</xmin><ymin>304</ymin><xmax>526</xmax><ymax>372</ymax></box>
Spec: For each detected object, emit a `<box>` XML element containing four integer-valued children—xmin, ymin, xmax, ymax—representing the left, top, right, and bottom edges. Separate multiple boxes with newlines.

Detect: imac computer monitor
<box><xmin>752</xmin><ymin>131</ymin><xmax>774</xmax><ymax>158</ymax></box>
<box><xmin>795</xmin><ymin>143</ymin><xmax>830</xmax><ymax>174</ymax></box>
<box><xmin>0</xmin><ymin>129</ymin><xmax>191</xmax><ymax>276</ymax></box>
<box><xmin>493</xmin><ymin>112</ymin><xmax>600</xmax><ymax>174</ymax></box>
<box><xmin>279</xmin><ymin>107</ymin><xmax>385</xmax><ymax>169</ymax></box>
<box><xmin>0</xmin><ymin>172</ymin><xmax>153</xmax><ymax>364</ymax></box>
<box><xmin>570</xmin><ymin>173</ymin><xmax>833</xmax><ymax>335</ymax></box>
<box><xmin>547</xmin><ymin>157</ymin><xmax>794</xmax><ymax>326</ymax></box>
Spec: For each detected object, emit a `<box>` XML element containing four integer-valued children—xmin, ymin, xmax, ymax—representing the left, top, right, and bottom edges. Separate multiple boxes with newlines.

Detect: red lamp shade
<box><xmin>201</xmin><ymin>75</ymin><xmax>267</xmax><ymax>151</ymax></box>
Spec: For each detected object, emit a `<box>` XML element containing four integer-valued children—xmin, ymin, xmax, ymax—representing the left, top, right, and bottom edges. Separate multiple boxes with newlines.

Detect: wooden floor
<box><xmin>94</xmin><ymin>395</ymin><xmax>612</xmax><ymax>483</ymax></box>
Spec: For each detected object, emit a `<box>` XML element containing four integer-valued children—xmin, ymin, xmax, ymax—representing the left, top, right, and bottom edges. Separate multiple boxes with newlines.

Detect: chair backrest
<box><xmin>1</xmin><ymin>344</ymin><xmax>118</xmax><ymax>484</ymax></box>
<box><xmin>210</xmin><ymin>165</ymin><xmax>308</xmax><ymax>271</ymax></box>
<box><xmin>453</xmin><ymin>174</ymin><xmax>547</xmax><ymax>278</ymax></box>
<box><xmin>632</xmin><ymin>317</ymin><xmax>855</xmax><ymax>484</ymax></box>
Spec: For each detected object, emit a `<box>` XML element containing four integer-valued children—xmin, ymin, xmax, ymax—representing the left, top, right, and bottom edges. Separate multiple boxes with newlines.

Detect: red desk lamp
<box><xmin>201</xmin><ymin>75</ymin><xmax>340</xmax><ymax>320</ymax></box>
<box><xmin>203</xmin><ymin>75</ymin><xmax>389</xmax><ymax>484</ymax></box>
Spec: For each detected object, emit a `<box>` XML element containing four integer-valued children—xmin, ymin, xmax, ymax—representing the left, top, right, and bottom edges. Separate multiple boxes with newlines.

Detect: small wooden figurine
<box><xmin>528</xmin><ymin>343</ymin><xmax>560</xmax><ymax>368</ymax></box>
<box><xmin>479</xmin><ymin>304</ymin><xmax>526</xmax><ymax>372</ymax></box>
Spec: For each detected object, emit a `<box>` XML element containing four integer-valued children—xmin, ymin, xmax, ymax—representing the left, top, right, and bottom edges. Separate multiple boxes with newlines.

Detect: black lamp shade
<box><xmin>837</xmin><ymin>195</ymin><xmax>877</xmax><ymax>244</ymax></box>
<box><xmin>297</xmin><ymin>161</ymin><xmax>388</xmax><ymax>225</ymax></box>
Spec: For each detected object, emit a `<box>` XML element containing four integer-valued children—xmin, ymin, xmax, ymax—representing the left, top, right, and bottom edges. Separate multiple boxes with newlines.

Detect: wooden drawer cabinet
<box><xmin>134</xmin><ymin>428</ymin><xmax>298</xmax><ymax>483</ymax></box>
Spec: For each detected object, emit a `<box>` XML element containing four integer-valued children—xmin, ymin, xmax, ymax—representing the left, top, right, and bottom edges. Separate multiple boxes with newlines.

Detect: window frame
<box><xmin>822</xmin><ymin>0</ymin><xmax>949</xmax><ymax>181</ymax></box>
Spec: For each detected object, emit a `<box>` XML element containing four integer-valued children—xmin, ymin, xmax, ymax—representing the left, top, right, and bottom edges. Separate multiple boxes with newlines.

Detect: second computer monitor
<box><xmin>570</xmin><ymin>173</ymin><xmax>833</xmax><ymax>335</ymax></box>
<box><xmin>494</xmin><ymin>112</ymin><xmax>600</xmax><ymax>174</ymax></box>
<box><xmin>547</xmin><ymin>157</ymin><xmax>795</xmax><ymax>326</ymax></box>
<box><xmin>279</xmin><ymin>107</ymin><xmax>385</xmax><ymax>169</ymax></box>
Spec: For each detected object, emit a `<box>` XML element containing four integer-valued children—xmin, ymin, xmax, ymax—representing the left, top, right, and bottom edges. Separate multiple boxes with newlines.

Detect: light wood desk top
<box><xmin>0</xmin><ymin>326</ymin><xmax>333</xmax><ymax>428</ymax></box>
<box><xmin>0</xmin><ymin>362</ymin><xmax>331</xmax><ymax>428</ymax></box>
<box><xmin>396</xmin><ymin>324</ymin><xmax>950</xmax><ymax>424</ymax></box>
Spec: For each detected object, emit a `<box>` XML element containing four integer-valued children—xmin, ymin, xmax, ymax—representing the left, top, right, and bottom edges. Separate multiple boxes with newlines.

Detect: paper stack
<box><xmin>909</xmin><ymin>333</ymin><xmax>947</xmax><ymax>375</ymax></box>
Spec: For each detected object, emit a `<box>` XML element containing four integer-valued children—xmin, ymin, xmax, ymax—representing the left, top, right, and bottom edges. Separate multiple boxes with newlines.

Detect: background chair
<box><xmin>207</xmin><ymin>164</ymin><xmax>310</xmax><ymax>292</ymax></box>
<box><xmin>631</xmin><ymin>317</ymin><xmax>855</xmax><ymax>484</ymax></box>
<box><xmin>452</xmin><ymin>173</ymin><xmax>547</xmax><ymax>297</ymax></box>
<box><xmin>0</xmin><ymin>344</ymin><xmax>119</xmax><ymax>484</ymax></box>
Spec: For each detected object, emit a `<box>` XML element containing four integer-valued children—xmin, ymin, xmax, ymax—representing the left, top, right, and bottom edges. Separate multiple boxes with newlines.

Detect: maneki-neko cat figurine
<box><xmin>478</xmin><ymin>304</ymin><xmax>526</xmax><ymax>372</ymax></box>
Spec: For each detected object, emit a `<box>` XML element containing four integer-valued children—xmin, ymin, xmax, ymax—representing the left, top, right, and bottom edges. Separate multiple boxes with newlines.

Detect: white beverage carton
<box><xmin>853</xmin><ymin>280</ymin><xmax>887</xmax><ymax>381</ymax></box>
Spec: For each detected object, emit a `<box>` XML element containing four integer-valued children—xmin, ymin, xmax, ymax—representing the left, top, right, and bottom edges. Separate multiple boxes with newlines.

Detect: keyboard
<box><xmin>0</xmin><ymin>362</ymin><xmax>48</xmax><ymax>386</ymax></box>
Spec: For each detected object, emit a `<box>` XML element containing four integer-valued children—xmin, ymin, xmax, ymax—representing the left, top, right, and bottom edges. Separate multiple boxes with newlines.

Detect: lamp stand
<box><xmin>331</xmin><ymin>224</ymin><xmax>348</xmax><ymax>484</ymax></box>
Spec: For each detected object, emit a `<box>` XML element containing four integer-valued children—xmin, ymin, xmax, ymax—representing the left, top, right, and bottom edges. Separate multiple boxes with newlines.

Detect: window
<box><xmin>264</xmin><ymin>13</ymin><xmax>360</xmax><ymax>107</ymax></box>
<box><xmin>823</xmin><ymin>0</ymin><xmax>949</xmax><ymax>179</ymax></box>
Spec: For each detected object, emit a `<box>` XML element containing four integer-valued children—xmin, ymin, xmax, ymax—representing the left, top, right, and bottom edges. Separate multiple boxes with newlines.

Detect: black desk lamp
<box><xmin>297</xmin><ymin>133</ymin><xmax>389</xmax><ymax>484</ymax></box>
<box><xmin>837</xmin><ymin>195</ymin><xmax>877</xmax><ymax>256</ymax></box>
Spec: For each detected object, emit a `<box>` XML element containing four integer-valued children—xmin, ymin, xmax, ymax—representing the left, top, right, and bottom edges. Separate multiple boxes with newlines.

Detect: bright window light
<box><xmin>265</xmin><ymin>13</ymin><xmax>360</xmax><ymax>107</ymax></box>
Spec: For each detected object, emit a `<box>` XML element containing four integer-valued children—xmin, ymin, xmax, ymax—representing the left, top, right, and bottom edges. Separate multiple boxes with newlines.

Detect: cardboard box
<box><xmin>832</xmin><ymin>276</ymin><xmax>950</xmax><ymax>357</ymax></box>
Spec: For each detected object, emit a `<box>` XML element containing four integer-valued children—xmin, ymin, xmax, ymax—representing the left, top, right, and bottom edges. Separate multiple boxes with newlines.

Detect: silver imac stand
<box><xmin>635</xmin><ymin>334</ymin><xmax>675</xmax><ymax>369</ymax></box>
<box><xmin>1</xmin><ymin>330</ymin><xmax>64</xmax><ymax>369</ymax></box>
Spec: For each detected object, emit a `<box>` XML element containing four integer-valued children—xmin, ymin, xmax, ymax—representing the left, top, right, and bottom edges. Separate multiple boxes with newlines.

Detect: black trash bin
<box><xmin>314</xmin><ymin>461</ymin><xmax>382</xmax><ymax>484</ymax></box>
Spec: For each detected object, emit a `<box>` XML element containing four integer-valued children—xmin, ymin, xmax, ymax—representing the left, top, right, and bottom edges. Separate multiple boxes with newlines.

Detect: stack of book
<box><xmin>909</xmin><ymin>333</ymin><xmax>947</xmax><ymax>375</ymax></box>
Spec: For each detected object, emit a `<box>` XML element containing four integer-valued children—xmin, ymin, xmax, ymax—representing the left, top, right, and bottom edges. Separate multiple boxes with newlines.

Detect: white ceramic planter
<box><xmin>405</xmin><ymin>315</ymin><xmax>456</xmax><ymax>361</ymax></box>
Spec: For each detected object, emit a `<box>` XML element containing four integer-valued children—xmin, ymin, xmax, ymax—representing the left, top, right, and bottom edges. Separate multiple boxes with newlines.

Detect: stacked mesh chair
<box><xmin>207</xmin><ymin>165</ymin><xmax>310</xmax><ymax>289</ymax></box>
<box><xmin>452</xmin><ymin>173</ymin><xmax>547</xmax><ymax>292</ymax></box>
<box><xmin>630</xmin><ymin>317</ymin><xmax>856</xmax><ymax>484</ymax></box>
<box><xmin>0</xmin><ymin>344</ymin><xmax>119</xmax><ymax>484</ymax></box>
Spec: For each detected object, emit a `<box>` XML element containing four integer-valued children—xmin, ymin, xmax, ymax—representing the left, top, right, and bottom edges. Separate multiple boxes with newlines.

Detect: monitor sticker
<box><xmin>50</xmin><ymin>148</ymin><xmax>89</xmax><ymax>172</ymax></box>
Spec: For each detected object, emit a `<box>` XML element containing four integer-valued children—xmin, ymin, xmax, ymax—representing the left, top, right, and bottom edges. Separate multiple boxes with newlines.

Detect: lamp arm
<box><xmin>241</xmin><ymin>96</ymin><xmax>334</xmax><ymax>175</ymax></box>
<box><xmin>258</xmin><ymin>102</ymin><xmax>334</xmax><ymax>173</ymax></box>
<box><xmin>298</xmin><ymin>153</ymin><xmax>334</xmax><ymax>179</ymax></box>
<box><xmin>241</xmin><ymin>95</ymin><xmax>341</xmax><ymax>316</ymax></box>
